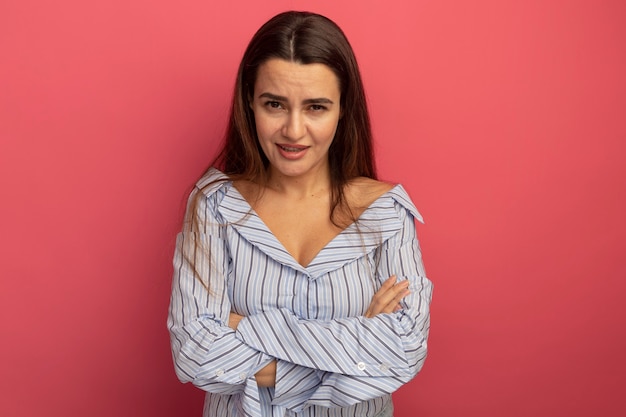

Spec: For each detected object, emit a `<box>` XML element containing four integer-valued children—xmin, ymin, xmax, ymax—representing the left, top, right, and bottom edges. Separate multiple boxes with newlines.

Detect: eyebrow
<box><xmin>258</xmin><ymin>92</ymin><xmax>334</xmax><ymax>105</ymax></box>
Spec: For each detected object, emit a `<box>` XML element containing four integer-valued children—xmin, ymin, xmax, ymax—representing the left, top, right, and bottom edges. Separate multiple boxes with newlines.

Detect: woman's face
<box><xmin>250</xmin><ymin>59</ymin><xmax>341</xmax><ymax>181</ymax></box>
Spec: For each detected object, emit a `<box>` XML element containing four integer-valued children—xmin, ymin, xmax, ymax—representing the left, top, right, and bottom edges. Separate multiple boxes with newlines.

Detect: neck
<box><xmin>266</xmin><ymin>167</ymin><xmax>332</xmax><ymax>199</ymax></box>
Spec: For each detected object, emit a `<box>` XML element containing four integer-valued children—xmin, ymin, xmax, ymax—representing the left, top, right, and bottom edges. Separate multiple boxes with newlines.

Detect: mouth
<box><xmin>277</xmin><ymin>144</ymin><xmax>309</xmax><ymax>152</ymax></box>
<box><xmin>276</xmin><ymin>143</ymin><xmax>309</xmax><ymax>160</ymax></box>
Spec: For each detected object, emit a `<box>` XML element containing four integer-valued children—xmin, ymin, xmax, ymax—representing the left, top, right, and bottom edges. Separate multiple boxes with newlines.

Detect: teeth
<box><xmin>280</xmin><ymin>145</ymin><xmax>304</xmax><ymax>152</ymax></box>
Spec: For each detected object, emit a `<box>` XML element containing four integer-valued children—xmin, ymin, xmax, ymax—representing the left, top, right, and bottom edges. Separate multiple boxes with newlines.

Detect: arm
<box><xmin>236</xmin><ymin>206</ymin><xmax>433</xmax><ymax>409</ymax></box>
<box><xmin>167</xmin><ymin>189</ymin><xmax>273</xmax><ymax>394</ymax></box>
<box><xmin>227</xmin><ymin>275</ymin><xmax>406</xmax><ymax>388</ymax></box>
<box><xmin>364</xmin><ymin>275</ymin><xmax>410</xmax><ymax>317</ymax></box>
<box><xmin>228</xmin><ymin>312</ymin><xmax>277</xmax><ymax>387</ymax></box>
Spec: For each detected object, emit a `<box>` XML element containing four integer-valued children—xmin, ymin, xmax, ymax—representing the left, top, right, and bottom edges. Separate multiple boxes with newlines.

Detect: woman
<box><xmin>168</xmin><ymin>11</ymin><xmax>433</xmax><ymax>417</ymax></box>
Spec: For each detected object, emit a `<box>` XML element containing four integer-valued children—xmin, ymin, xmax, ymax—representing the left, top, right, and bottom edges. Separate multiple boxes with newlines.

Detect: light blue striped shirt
<box><xmin>168</xmin><ymin>168</ymin><xmax>433</xmax><ymax>417</ymax></box>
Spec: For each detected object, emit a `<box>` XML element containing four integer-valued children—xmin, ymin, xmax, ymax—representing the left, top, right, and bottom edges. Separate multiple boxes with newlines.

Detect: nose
<box><xmin>281</xmin><ymin>112</ymin><xmax>306</xmax><ymax>141</ymax></box>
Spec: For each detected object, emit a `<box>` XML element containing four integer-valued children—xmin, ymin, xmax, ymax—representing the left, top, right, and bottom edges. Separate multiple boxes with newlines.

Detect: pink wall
<box><xmin>2</xmin><ymin>1</ymin><xmax>625</xmax><ymax>416</ymax></box>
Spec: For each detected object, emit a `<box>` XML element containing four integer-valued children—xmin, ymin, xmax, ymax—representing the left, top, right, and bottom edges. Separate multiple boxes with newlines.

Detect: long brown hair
<box><xmin>208</xmin><ymin>11</ymin><xmax>376</xmax><ymax>226</ymax></box>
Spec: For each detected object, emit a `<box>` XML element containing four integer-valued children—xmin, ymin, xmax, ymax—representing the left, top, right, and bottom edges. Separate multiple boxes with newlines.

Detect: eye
<box><xmin>264</xmin><ymin>101</ymin><xmax>283</xmax><ymax>110</ymax></box>
<box><xmin>309</xmin><ymin>104</ymin><xmax>327</xmax><ymax>112</ymax></box>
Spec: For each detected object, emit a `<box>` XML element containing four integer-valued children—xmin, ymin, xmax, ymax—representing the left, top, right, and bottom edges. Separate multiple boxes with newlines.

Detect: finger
<box><xmin>376</xmin><ymin>275</ymin><xmax>397</xmax><ymax>294</ymax></box>
<box><xmin>365</xmin><ymin>277</ymin><xmax>397</xmax><ymax>317</ymax></box>
<box><xmin>377</xmin><ymin>281</ymin><xmax>410</xmax><ymax>314</ymax></box>
<box><xmin>367</xmin><ymin>280</ymin><xmax>409</xmax><ymax>317</ymax></box>
<box><xmin>383</xmin><ymin>288</ymin><xmax>410</xmax><ymax>314</ymax></box>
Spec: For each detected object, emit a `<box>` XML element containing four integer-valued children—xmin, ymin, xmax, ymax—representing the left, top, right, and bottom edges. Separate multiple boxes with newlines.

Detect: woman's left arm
<box><xmin>227</xmin><ymin>273</ymin><xmax>408</xmax><ymax>388</ymax></box>
<box><xmin>235</xmin><ymin>204</ymin><xmax>433</xmax><ymax>409</ymax></box>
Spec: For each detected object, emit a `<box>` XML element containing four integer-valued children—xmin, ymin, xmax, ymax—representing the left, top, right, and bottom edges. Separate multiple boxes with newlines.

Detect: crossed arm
<box><xmin>170</xmin><ymin>186</ymin><xmax>431</xmax><ymax>411</ymax></box>
<box><xmin>228</xmin><ymin>275</ymin><xmax>410</xmax><ymax>387</ymax></box>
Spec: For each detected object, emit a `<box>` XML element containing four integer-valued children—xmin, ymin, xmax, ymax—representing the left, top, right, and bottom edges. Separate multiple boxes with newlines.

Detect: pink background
<box><xmin>2</xmin><ymin>1</ymin><xmax>625</xmax><ymax>416</ymax></box>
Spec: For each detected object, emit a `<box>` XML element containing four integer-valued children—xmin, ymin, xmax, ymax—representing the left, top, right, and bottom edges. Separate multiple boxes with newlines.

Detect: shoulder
<box><xmin>184</xmin><ymin>168</ymin><xmax>233</xmax><ymax>225</ymax></box>
<box><xmin>386</xmin><ymin>184</ymin><xmax>424</xmax><ymax>224</ymax></box>
<box><xmin>348</xmin><ymin>177</ymin><xmax>423</xmax><ymax>224</ymax></box>
<box><xmin>346</xmin><ymin>177</ymin><xmax>395</xmax><ymax>210</ymax></box>
<box><xmin>195</xmin><ymin>167</ymin><xmax>232</xmax><ymax>197</ymax></box>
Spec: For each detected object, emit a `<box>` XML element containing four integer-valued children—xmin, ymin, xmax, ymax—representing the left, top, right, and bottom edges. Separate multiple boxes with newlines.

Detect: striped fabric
<box><xmin>168</xmin><ymin>168</ymin><xmax>433</xmax><ymax>417</ymax></box>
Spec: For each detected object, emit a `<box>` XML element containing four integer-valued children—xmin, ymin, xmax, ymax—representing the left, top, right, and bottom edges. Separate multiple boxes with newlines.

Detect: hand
<box><xmin>255</xmin><ymin>360</ymin><xmax>277</xmax><ymax>387</ymax></box>
<box><xmin>228</xmin><ymin>312</ymin><xmax>244</xmax><ymax>330</ymax></box>
<box><xmin>364</xmin><ymin>275</ymin><xmax>410</xmax><ymax>318</ymax></box>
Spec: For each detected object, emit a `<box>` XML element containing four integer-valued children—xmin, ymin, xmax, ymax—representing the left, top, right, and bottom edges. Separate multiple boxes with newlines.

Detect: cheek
<box><xmin>320</xmin><ymin>118</ymin><xmax>340</xmax><ymax>143</ymax></box>
<box><xmin>252</xmin><ymin>116</ymin><xmax>266</xmax><ymax>141</ymax></box>
<box><xmin>253</xmin><ymin>114</ymin><xmax>278</xmax><ymax>140</ymax></box>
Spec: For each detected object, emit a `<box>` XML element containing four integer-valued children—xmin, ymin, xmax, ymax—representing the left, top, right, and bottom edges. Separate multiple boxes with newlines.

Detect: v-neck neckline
<box><xmin>221</xmin><ymin>184</ymin><xmax>402</xmax><ymax>273</ymax></box>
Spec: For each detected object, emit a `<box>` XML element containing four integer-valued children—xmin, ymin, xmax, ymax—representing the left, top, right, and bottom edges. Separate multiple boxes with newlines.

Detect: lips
<box><xmin>278</xmin><ymin>144</ymin><xmax>308</xmax><ymax>152</ymax></box>
<box><xmin>276</xmin><ymin>143</ymin><xmax>309</xmax><ymax>160</ymax></box>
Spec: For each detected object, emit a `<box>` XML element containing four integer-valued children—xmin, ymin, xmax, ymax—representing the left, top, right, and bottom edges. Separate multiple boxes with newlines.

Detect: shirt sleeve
<box><xmin>167</xmin><ymin>185</ymin><xmax>273</xmax><ymax>395</ymax></box>
<box><xmin>235</xmin><ymin>202</ymin><xmax>433</xmax><ymax>410</ymax></box>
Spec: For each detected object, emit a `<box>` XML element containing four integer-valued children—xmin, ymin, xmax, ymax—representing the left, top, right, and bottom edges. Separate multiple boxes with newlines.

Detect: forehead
<box><xmin>254</xmin><ymin>59</ymin><xmax>340</xmax><ymax>98</ymax></box>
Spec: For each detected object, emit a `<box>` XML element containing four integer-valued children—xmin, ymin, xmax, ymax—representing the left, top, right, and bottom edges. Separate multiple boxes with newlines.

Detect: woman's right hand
<box><xmin>364</xmin><ymin>275</ymin><xmax>410</xmax><ymax>318</ymax></box>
